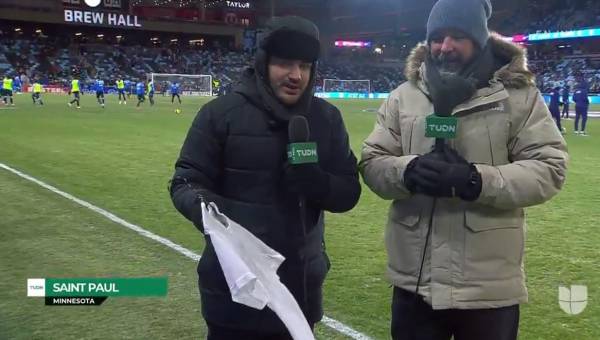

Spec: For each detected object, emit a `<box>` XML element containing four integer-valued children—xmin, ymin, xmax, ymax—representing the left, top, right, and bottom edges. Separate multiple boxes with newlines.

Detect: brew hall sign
<box><xmin>63</xmin><ymin>0</ymin><xmax>142</xmax><ymax>28</ymax></box>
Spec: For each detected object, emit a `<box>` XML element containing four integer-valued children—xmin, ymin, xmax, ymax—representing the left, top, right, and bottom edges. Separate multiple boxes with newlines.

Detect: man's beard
<box><xmin>432</xmin><ymin>52</ymin><xmax>466</xmax><ymax>76</ymax></box>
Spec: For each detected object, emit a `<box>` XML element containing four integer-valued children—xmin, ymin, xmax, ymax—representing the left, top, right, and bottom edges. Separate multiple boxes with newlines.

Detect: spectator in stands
<box><xmin>360</xmin><ymin>0</ymin><xmax>568</xmax><ymax>339</ymax></box>
<box><xmin>169</xmin><ymin>16</ymin><xmax>360</xmax><ymax>339</ymax></box>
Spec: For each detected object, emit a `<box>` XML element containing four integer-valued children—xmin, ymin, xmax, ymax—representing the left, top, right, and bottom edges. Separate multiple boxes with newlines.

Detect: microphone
<box><xmin>287</xmin><ymin>115</ymin><xmax>319</xmax><ymax>236</ymax></box>
<box><xmin>287</xmin><ymin>115</ymin><xmax>315</xmax><ymax>313</ymax></box>
<box><xmin>287</xmin><ymin>115</ymin><xmax>318</xmax><ymax>164</ymax></box>
<box><xmin>425</xmin><ymin>109</ymin><xmax>458</xmax><ymax>152</ymax></box>
<box><xmin>288</xmin><ymin>115</ymin><xmax>310</xmax><ymax>143</ymax></box>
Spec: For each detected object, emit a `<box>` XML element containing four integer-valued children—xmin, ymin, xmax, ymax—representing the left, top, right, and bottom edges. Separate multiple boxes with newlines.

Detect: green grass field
<box><xmin>1</xmin><ymin>93</ymin><xmax>599</xmax><ymax>339</ymax></box>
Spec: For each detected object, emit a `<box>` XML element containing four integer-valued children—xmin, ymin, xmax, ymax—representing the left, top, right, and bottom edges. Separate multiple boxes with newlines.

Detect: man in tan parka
<box><xmin>360</xmin><ymin>0</ymin><xmax>568</xmax><ymax>339</ymax></box>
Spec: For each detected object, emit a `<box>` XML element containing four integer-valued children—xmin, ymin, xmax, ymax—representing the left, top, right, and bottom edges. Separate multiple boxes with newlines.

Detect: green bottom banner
<box><xmin>28</xmin><ymin>277</ymin><xmax>168</xmax><ymax>302</ymax></box>
<box><xmin>46</xmin><ymin>277</ymin><xmax>168</xmax><ymax>297</ymax></box>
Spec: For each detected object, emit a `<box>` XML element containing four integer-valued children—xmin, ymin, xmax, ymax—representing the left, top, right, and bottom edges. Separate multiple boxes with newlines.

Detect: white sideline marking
<box><xmin>321</xmin><ymin>316</ymin><xmax>373</xmax><ymax>340</ymax></box>
<box><xmin>0</xmin><ymin>162</ymin><xmax>373</xmax><ymax>340</ymax></box>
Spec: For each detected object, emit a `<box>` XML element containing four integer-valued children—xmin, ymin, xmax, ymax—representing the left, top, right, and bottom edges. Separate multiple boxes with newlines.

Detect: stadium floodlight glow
<box><xmin>84</xmin><ymin>0</ymin><xmax>102</xmax><ymax>7</ymax></box>
<box><xmin>528</xmin><ymin>28</ymin><xmax>600</xmax><ymax>41</ymax></box>
<box><xmin>334</xmin><ymin>40</ymin><xmax>372</xmax><ymax>48</ymax></box>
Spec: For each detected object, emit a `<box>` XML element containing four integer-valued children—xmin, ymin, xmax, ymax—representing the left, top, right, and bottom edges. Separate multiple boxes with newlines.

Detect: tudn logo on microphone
<box><xmin>559</xmin><ymin>285</ymin><xmax>588</xmax><ymax>315</ymax></box>
<box><xmin>287</xmin><ymin>143</ymin><xmax>318</xmax><ymax>164</ymax></box>
<box><xmin>425</xmin><ymin>114</ymin><xmax>458</xmax><ymax>139</ymax></box>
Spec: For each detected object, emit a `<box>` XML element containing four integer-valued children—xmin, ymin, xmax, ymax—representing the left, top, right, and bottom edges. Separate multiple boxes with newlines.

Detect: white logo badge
<box><xmin>27</xmin><ymin>278</ymin><xmax>46</xmax><ymax>297</ymax></box>
<box><xmin>84</xmin><ymin>0</ymin><xmax>102</xmax><ymax>7</ymax></box>
<box><xmin>559</xmin><ymin>285</ymin><xmax>587</xmax><ymax>315</ymax></box>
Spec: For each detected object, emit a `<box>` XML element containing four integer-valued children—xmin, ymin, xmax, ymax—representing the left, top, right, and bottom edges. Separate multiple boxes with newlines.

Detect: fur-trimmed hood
<box><xmin>404</xmin><ymin>33</ymin><xmax>535</xmax><ymax>89</ymax></box>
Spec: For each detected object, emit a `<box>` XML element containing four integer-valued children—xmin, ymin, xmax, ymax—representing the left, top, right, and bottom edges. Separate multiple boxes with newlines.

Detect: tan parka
<box><xmin>360</xmin><ymin>35</ymin><xmax>568</xmax><ymax>309</ymax></box>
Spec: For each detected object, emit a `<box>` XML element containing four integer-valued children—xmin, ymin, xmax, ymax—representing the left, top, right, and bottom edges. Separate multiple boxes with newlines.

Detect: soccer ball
<box><xmin>175</xmin><ymin>108</ymin><xmax>182</xmax><ymax>114</ymax></box>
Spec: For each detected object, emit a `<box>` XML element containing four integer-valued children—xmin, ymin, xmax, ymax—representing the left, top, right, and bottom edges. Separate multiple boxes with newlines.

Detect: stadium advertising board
<box><xmin>529</xmin><ymin>28</ymin><xmax>600</xmax><ymax>41</ymax></box>
<box><xmin>225</xmin><ymin>1</ymin><xmax>252</xmax><ymax>9</ymax></box>
<box><xmin>63</xmin><ymin>0</ymin><xmax>141</xmax><ymax>28</ymax></box>
<box><xmin>334</xmin><ymin>40</ymin><xmax>372</xmax><ymax>48</ymax></box>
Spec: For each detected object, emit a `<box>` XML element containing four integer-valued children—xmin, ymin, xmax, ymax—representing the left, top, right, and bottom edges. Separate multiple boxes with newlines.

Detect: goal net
<box><xmin>322</xmin><ymin>79</ymin><xmax>371</xmax><ymax>93</ymax></box>
<box><xmin>147</xmin><ymin>73</ymin><xmax>212</xmax><ymax>96</ymax></box>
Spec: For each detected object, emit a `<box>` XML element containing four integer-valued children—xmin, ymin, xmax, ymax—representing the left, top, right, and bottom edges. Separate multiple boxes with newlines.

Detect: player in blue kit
<box><xmin>561</xmin><ymin>85</ymin><xmax>570</xmax><ymax>119</ymax></box>
<box><xmin>135</xmin><ymin>81</ymin><xmax>145</xmax><ymax>108</ymax></box>
<box><xmin>13</xmin><ymin>75</ymin><xmax>21</xmax><ymax>93</ymax></box>
<box><xmin>549</xmin><ymin>86</ymin><xmax>564</xmax><ymax>134</ymax></box>
<box><xmin>573</xmin><ymin>82</ymin><xmax>590</xmax><ymax>136</ymax></box>
<box><xmin>124</xmin><ymin>79</ymin><xmax>132</xmax><ymax>99</ymax></box>
<box><xmin>95</xmin><ymin>78</ymin><xmax>105</xmax><ymax>108</ymax></box>
<box><xmin>170</xmin><ymin>82</ymin><xmax>181</xmax><ymax>104</ymax></box>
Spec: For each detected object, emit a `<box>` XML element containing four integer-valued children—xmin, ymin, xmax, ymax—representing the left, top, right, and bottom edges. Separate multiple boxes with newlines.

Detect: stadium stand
<box><xmin>0</xmin><ymin>0</ymin><xmax>598</xmax><ymax>95</ymax></box>
<box><xmin>0</xmin><ymin>35</ymin><xmax>407</xmax><ymax>93</ymax></box>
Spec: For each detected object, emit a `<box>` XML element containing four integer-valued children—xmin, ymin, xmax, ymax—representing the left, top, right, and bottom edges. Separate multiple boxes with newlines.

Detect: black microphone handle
<box><xmin>298</xmin><ymin>195</ymin><xmax>307</xmax><ymax>237</ymax></box>
<box><xmin>434</xmin><ymin>137</ymin><xmax>446</xmax><ymax>153</ymax></box>
<box><xmin>298</xmin><ymin>194</ymin><xmax>309</xmax><ymax>312</ymax></box>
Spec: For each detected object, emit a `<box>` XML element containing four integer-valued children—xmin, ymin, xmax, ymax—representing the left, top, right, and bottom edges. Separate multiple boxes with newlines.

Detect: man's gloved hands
<box><xmin>283</xmin><ymin>163</ymin><xmax>330</xmax><ymax>201</ymax></box>
<box><xmin>404</xmin><ymin>147</ymin><xmax>482</xmax><ymax>201</ymax></box>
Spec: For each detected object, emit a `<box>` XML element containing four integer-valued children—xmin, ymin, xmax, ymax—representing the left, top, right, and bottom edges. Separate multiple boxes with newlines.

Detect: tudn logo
<box><xmin>84</xmin><ymin>0</ymin><xmax>102</xmax><ymax>7</ymax></box>
<box><xmin>559</xmin><ymin>285</ymin><xmax>588</xmax><ymax>315</ymax></box>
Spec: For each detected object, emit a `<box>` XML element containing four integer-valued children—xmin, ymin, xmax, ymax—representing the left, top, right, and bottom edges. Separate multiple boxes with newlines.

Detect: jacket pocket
<box><xmin>484</xmin><ymin>113</ymin><xmax>511</xmax><ymax>165</ymax></box>
<box><xmin>385</xmin><ymin>198</ymin><xmax>425</xmax><ymax>276</ymax></box>
<box><xmin>197</xmin><ymin>241</ymin><xmax>229</xmax><ymax>295</ymax></box>
<box><xmin>399</xmin><ymin>115</ymin><xmax>416</xmax><ymax>154</ymax></box>
<box><xmin>462</xmin><ymin>207</ymin><xmax>525</xmax><ymax>281</ymax></box>
<box><xmin>404</xmin><ymin>115</ymin><xmax>435</xmax><ymax>155</ymax></box>
<box><xmin>306</xmin><ymin>252</ymin><xmax>330</xmax><ymax>288</ymax></box>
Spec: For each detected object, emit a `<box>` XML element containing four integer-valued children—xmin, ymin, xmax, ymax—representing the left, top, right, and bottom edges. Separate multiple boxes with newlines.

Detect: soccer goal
<box><xmin>147</xmin><ymin>73</ymin><xmax>213</xmax><ymax>96</ymax></box>
<box><xmin>322</xmin><ymin>78</ymin><xmax>371</xmax><ymax>93</ymax></box>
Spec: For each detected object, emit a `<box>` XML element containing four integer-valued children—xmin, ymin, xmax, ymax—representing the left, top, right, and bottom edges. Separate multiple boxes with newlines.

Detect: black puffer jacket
<box><xmin>169</xmin><ymin>21</ymin><xmax>360</xmax><ymax>329</ymax></box>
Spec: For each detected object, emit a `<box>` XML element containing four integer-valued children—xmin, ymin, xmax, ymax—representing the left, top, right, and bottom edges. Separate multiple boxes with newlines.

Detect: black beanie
<box><xmin>426</xmin><ymin>0</ymin><xmax>492</xmax><ymax>49</ymax></box>
<box><xmin>261</xmin><ymin>16</ymin><xmax>320</xmax><ymax>62</ymax></box>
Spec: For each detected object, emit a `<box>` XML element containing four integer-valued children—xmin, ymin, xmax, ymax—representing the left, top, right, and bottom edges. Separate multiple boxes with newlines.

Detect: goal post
<box><xmin>147</xmin><ymin>73</ymin><xmax>213</xmax><ymax>96</ymax></box>
<box><xmin>322</xmin><ymin>78</ymin><xmax>371</xmax><ymax>93</ymax></box>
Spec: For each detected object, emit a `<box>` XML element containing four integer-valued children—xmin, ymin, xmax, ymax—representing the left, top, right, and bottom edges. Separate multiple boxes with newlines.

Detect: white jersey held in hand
<box><xmin>201</xmin><ymin>202</ymin><xmax>315</xmax><ymax>340</ymax></box>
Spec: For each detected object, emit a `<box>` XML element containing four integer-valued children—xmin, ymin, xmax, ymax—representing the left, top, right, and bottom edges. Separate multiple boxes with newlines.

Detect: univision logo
<box><xmin>84</xmin><ymin>0</ymin><xmax>102</xmax><ymax>7</ymax></box>
<box><xmin>559</xmin><ymin>285</ymin><xmax>588</xmax><ymax>315</ymax></box>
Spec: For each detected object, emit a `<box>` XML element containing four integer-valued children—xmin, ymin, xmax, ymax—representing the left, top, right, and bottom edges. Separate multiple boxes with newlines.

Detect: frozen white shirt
<box><xmin>201</xmin><ymin>202</ymin><xmax>315</xmax><ymax>340</ymax></box>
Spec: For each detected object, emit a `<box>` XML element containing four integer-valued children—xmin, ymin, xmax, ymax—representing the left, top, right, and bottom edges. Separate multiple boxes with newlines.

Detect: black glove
<box><xmin>187</xmin><ymin>189</ymin><xmax>226</xmax><ymax>233</ymax></box>
<box><xmin>425</xmin><ymin>56</ymin><xmax>476</xmax><ymax>116</ymax></box>
<box><xmin>283</xmin><ymin>163</ymin><xmax>330</xmax><ymax>201</ymax></box>
<box><xmin>404</xmin><ymin>148</ymin><xmax>482</xmax><ymax>201</ymax></box>
<box><xmin>404</xmin><ymin>152</ymin><xmax>448</xmax><ymax>196</ymax></box>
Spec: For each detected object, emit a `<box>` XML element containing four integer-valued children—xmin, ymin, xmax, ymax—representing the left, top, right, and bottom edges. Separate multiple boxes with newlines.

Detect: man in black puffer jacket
<box><xmin>169</xmin><ymin>16</ymin><xmax>361</xmax><ymax>339</ymax></box>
